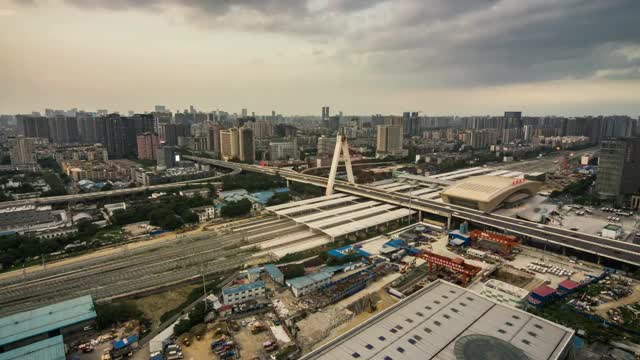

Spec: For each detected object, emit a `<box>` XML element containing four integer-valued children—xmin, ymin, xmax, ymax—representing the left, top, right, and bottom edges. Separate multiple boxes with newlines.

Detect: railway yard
<box><xmin>0</xmin><ymin>215</ymin><xmax>317</xmax><ymax>317</ymax></box>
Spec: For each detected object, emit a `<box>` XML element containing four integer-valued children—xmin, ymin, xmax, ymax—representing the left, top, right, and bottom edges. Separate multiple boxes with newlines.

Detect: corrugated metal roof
<box><xmin>222</xmin><ymin>280</ymin><xmax>265</xmax><ymax>295</ymax></box>
<box><xmin>0</xmin><ymin>295</ymin><xmax>96</xmax><ymax>347</ymax></box>
<box><xmin>264</xmin><ymin>264</ymin><xmax>284</xmax><ymax>279</ymax></box>
<box><xmin>302</xmin><ymin>280</ymin><xmax>574</xmax><ymax>360</ymax></box>
<box><xmin>0</xmin><ymin>335</ymin><xmax>65</xmax><ymax>360</ymax></box>
<box><xmin>286</xmin><ymin>272</ymin><xmax>332</xmax><ymax>289</ymax></box>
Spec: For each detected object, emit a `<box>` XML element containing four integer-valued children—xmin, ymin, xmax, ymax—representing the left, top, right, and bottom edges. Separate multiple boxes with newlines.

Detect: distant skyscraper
<box><xmin>154</xmin><ymin>105</ymin><xmax>167</xmax><ymax>113</ymax></box>
<box><xmin>207</xmin><ymin>124</ymin><xmax>223</xmax><ymax>157</ymax></box>
<box><xmin>161</xmin><ymin>123</ymin><xmax>190</xmax><ymax>146</ymax></box>
<box><xmin>322</xmin><ymin>106</ymin><xmax>330</xmax><ymax>120</ymax></box>
<box><xmin>317</xmin><ymin>135</ymin><xmax>337</xmax><ymax>156</ymax></box>
<box><xmin>239</xmin><ymin>126</ymin><xmax>255</xmax><ymax>163</ymax></box>
<box><xmin>9</xmin><ymin>137</ymin><xmax>37</xmax><ymax>166</ymax></box>
<box><xmin>327</xmin><ymin>116</ymin><xmax>340</xmax><ymax>133</ymax></box>
<box><xmin>220</xmin><ymin>128</ymin><xmax>240</xmax><ymax>161</ymax></box>
<box><xmin>241</xmin><ymin>108</ymin><xmax>248</xmax><ymax>118</ymax></box>
<box><xmin>269</xmin><ymin>138</ymin><xmax>298</xmax><ymax>161</ymax></box>
<box><xmin>136</xmin><ymin>132</ymin><xmax>159</xmax><ymax>160</ymax></box>
<box><xmin>17</xmin><ymin>115</ymin><xmax>49</xmax><ymax>139</ymax></box>
<box><xmin>596</xmin><ymin>137</ymin><xmax>640</xmax><ymax>202</ymax></box>
<box><xmin>156</xmin><ymin>146</ymin><xmax>176</xmax><ymax>169</ymax></box>
<box><xmin>376</xmin><ymin>125</ymin><xmax>403</xmax><ymax>158</ymax></box>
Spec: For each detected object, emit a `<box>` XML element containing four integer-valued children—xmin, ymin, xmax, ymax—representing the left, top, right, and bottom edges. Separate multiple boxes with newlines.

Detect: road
<box><xmin>0</xmin><ymin>167</ymin><xmax>241</xmax><ymax>208</ymax></box>
<box><xmin>0</xmin><ymin>216</ymin><xmax>301</xmax><ymax>316</ymax></box>
<box><xmin>184</xmin><ymin>155</ymin><xmax>640</xmax><ymax>267</ymax></box>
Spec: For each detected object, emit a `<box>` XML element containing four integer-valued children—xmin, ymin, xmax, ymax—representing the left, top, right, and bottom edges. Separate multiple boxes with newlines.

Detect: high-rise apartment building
<box><xmin>156</xmin><ymin>146</ymin><xmax>176</xmax><ymax>169</ymax></box>
<box><xmin>376</xmin><ymin>125</ymin><xmax>404</xmax><ymax>158</ymax></box>
<box><xmin>238</xmin><ymin>127</ymin><xmax>255</xmax><ymax>163</ymax></box>
<box><xmin>17</xmin><ymin>115</ymin><xmax>50</xmax><ymax>139</ymax></box>
<box><xmin>322</xmin><ymin>106</ymin><xmax>330</xmax><ymax>122</ymax></box>
<box><xmin>327</xmin><ymin>116</ymin><xmax>340</xmax><ymax>133</ymax></box>
<box><xmin>596</xmin><ymin>138</ymin><xmax>640</xmax><ymax>202</ymax></box>
<box><xmin>241</xmin><ymin>108</ymin><xmax>248</xmax><ymax>118</ymax></box>
<box><xmin>269</xmin><ymin>138</ymin><xmax>298</xmax><ymax>161</ymax></box>
<box><xmin>136</xmin><ymin>132</ymin><xmax>159</xmax><ymax>160</ymax></box>
<box><xmin>47</xmin><ymin>115</ymin><xmax>79</xmax><ymax>144</ymax></box>
<box><xmin>161</xmin><ymin>123</ymin><xmax>190</xmax><ymax>146</ymax></box>
<box><xmin>317</xmin><ymin>136</ymin><xmax>337</xmax><ymax>156</ymax></box>
<box><xmin>247</xmin><ymin>121</ymin><xmax>273</xmax><ymax>139</ymax></box>
<box><xmin>207</xmin><ymin>124</ymin><xmax>223</xmax><ymax>157</ymax></box>
<box><xmin>220</xmin><ymin>128</ymin><xmax>240</xmax><ymax>161</ymax></box>
<box><xmin>8</xmin><ymin>137</ymin><xmax>37</xmax><ymax>166</ymax></box>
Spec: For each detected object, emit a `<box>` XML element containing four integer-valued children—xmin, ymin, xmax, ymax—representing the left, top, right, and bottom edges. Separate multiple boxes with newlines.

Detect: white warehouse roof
<box><xmin>302</xmin><ymin>280</ymin><xmax>574</xmax><ymax>360</ymax></box>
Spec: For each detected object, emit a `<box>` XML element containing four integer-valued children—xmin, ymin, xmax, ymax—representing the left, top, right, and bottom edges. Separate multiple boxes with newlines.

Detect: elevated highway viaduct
<box><xmin>185</xmin><ymin>156</ymin><xmax>640</xmax><ymax>269</ymax></box>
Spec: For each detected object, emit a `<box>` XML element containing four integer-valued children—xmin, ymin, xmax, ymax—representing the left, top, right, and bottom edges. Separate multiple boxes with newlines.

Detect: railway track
<box><xmin>0</xmin><ymin>216</ymin><xmax>301</xmax><ymax>316</ymax></box>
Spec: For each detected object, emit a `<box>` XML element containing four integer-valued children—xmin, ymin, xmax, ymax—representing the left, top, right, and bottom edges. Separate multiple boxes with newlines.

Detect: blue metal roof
<box><xmin>222</xmin><ymin>280</ymin><xmax>265</xmax><ymax>295</ymax></box>
<box><xmin>327</xmin><ymin>245</ymin><xmax>371</xmax><ymax>259</ymax></box>
<box><xmin>0</xmin><ymin>295</ymin><xmax>96</xmax><ymax>348</ymax></box>
<box><xmin>113</xmin><ymin>335</ymin><xmax>138</xmax><ymax>350</ymax></box>
<box><xmin>384</xmin><ymin>239</ymin><xmax>405</xmax><ymax>248</ymax></box>
<box><xmin>247</xmin><ymin>266</ymin><xmax>261</xmax><ymax>274</ymax></box>
<box><xmin>286</xmin><ymin>272</ymin><xmax>332</xmax><ymax>289</ymax></box>
<box><xmin>0</xmin><ymin>335</ymin><xmax>65</xmax><ymax>360</ymax></box>
<box><xmin>264</xmin><ymin>264</ymin><xmax>284</xmax><ymax>279</ymax></box>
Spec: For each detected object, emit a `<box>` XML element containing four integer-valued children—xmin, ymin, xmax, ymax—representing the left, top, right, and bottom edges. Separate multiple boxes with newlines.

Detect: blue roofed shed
<box><xmin>0</xmin><ymin>336</ymin><xmax>65</xmax><ymax>360</ymax></box>
<box><xmin>0</xmin><ymin>295</ymin><xmax>96</xmax><ymax>350</ymax></box>
<box><xmin>112</xmin><ymin>335</ymin><xmax>138</xmax><ymax>350</ymax></box>
<box><xmin>264</xmin><ymin>264</ymin><xmax>284</xmax><ymax>285</ymax></box>
<box><xmin>222</xmin><ymin>281</ymin><xmax>265</xmax><ymax>296</ymax></box>
<box><xmin>327</xmin><ymin>245</ymin><xmax>371</xmax><ymax>259</ymax></box>
<box><xmin>384</xmin><ymin>239</ymin><xmax>405</xmax><ymax>248</ymax></box>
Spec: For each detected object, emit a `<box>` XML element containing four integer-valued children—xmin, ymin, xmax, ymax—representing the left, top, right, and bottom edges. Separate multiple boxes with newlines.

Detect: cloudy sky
<box><xmin>1</xmin><ymin>0</ymin><xmax>640</xmax><ymax>116</ymax></box>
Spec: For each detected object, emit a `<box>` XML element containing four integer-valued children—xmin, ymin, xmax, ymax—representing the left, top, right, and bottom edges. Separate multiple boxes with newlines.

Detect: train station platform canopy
<box><xmin>267</xmin><ymin>195</ymin><xmax>416</xmax><ymax>239</ymax></box>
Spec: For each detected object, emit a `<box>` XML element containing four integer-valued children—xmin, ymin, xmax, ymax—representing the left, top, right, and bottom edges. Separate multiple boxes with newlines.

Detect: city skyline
<box><xmin>1</xmin><ymin>0</ymin><xmax>640</xmax><ymax>115</ymax></box>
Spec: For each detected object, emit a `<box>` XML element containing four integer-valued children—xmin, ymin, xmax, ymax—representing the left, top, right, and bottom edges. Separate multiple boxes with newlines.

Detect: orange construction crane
<box><xmin>469</xmin><ymin>230</ymin><xmax>520</xmax><ymax>254</ymax></box>
<box><xmin>416</xmin><ymin>251</ymin><xmax>481</xmax><ymax>286</ymax></box>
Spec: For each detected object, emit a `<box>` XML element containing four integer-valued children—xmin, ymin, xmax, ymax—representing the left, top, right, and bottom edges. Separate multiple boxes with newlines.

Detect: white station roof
<box><xmin>266</xmin><ymin>193</ymin><xmax>347</xmax><ymax>211</ymax></box>
<box><xmin>275</xmin><ymin>196</ymin><xmax>360</xmax><ymax>216</ymax></box>
<box><xmin>294</xmin><ymin>201</ymin><xmax>380</xmax><ymax>223</ymax></box>
<box><xmin>322</xmin><ymin>208</ymin><xmax>415</xmax><ymax>238</ymax></box>
<box><xmin>302</xmin><ymin>280</ymin><xmax>574</xmax><ymax>360</ymax></box>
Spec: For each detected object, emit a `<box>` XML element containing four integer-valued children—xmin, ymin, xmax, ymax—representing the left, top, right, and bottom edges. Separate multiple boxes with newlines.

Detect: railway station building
<box><xmin>440</xmin><ymin>176</ymin><xmax>542</xmax><ymax>213</ymax></box>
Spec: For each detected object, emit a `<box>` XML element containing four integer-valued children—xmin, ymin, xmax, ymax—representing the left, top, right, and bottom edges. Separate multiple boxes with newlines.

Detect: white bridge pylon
<box><xmin>326</xmin><ymin>129</ymin><xmax>355</xmax><ymax>196</ymax></box>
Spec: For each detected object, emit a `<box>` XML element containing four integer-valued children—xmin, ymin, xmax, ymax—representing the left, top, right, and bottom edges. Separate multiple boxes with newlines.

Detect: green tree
<box><xmin>220</xmin><ymin>199</ymin><xmax>252</xmax><ymax>218</ymax></box>
<box><xmin>266</xmin><ymin>192</ymin><xmax>290</xmax><ymax>206</ymax></box>
<box><xmin>282</xmin><ymin>264</ymin><xmax>305</xmax><ymax>279</ymax></box>
<box><xmin>94</xmin><ymin>302</ymin><xmax>145</xmax><ymax>330</ymax></box>
<box><xmin>180</xmin><ymin>209</ymin><xmax>198</xmax><ymax>224</ymax></box>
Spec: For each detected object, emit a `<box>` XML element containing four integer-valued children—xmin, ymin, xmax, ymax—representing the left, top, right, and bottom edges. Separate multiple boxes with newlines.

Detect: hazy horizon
<box><xmin>2</xmin><ymin>0</ymin><xmax>640</xmax><ymax>116</ymax></box>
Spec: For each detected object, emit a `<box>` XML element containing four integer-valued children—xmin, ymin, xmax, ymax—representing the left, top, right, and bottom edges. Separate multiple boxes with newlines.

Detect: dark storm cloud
<box><xmin>16</xmin><ymin>0</ymin><xmax>640</xmax><ymax>86</ymax></box>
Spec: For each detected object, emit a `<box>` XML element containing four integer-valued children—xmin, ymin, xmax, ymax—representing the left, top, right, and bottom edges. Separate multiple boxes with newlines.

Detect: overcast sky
<box><xmin>2</xmin><ymin>0</ymin><xmax>640</xmax><ymax>116</ymax></box>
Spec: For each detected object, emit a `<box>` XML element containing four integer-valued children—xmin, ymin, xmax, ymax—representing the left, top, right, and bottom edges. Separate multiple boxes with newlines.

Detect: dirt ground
<box><xmin>234</xmin><ymin>322</ymin><xmax>274</xmax><ymax>359</ymax></box>
<box><xmin>133</xmin><ymin>284</ymin><xmax>200</xmax><ymax>328</ymax></box>
<box><xmin>594</xmin><ymin>282</ymin><xmax>640</xmax><ymax>318</ymax></box>
<box><xmin>491</xmin><ymin>268</ymin><xmax>535</xmax><ymax>289</ymax></box>
<box><xmin>179</xmin><ymin>330</ymin><xmax>216</xmax><ymax>360</ymax></box>
<box><xmin>296</xmin><ymin>278</ymin><xmax>401</xmax><ymax>354</ymax></box>
<box><xmin>308</xmin><ymin>290</ymin><xmax>399</xmax><ymax>353</ymax></box>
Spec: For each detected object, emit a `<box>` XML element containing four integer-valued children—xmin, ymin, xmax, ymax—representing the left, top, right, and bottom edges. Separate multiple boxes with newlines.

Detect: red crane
<box><xmin>469</xmin><ymin>230</ymin><xmax>520</xmax><ymax>254</ymax></box>
<box><xmin>416</xmin><ymin>251</ymin><xmax>481</xmax><ymax>286</ymax></box>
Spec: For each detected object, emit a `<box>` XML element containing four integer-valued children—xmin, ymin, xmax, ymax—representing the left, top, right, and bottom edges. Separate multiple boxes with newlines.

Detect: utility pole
<box><xmin>201</xmin><ymin>263</ymin><xmax>208</xmax><ymax>311</ymax></box>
